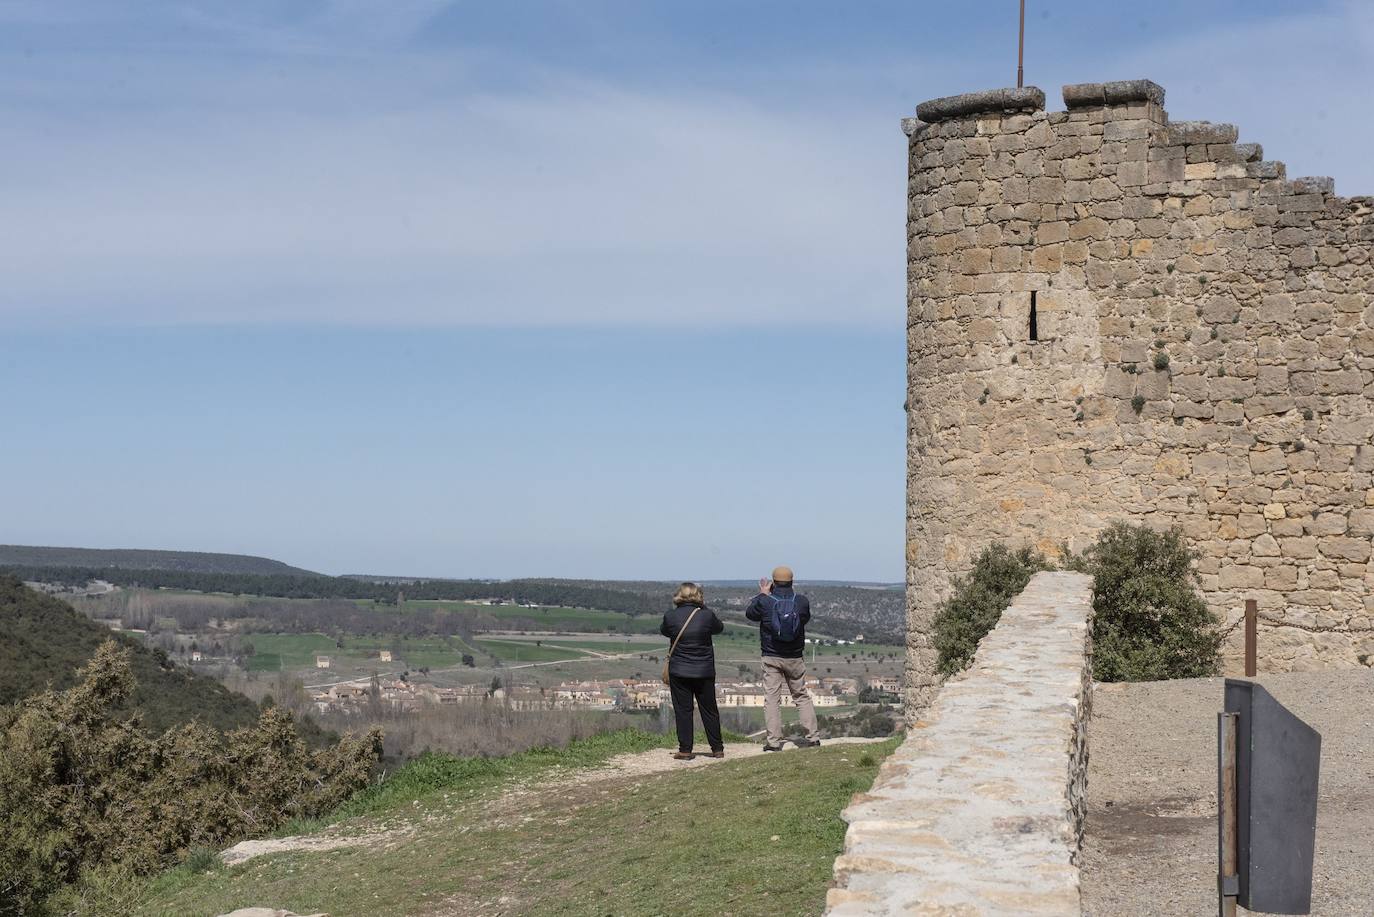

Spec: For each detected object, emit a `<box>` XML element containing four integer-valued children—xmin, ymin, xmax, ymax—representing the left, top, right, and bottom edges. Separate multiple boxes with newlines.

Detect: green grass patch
<box><xmin>490</xmin><ymin>637</ymin><xmax>659</xmax><ymax>656</ymax></box>
<box><xmin>134</xmin><ymin>733</ymin><xmax>897</xmax><ymax>917</ymax></box>
<box><xmin>477</xmin><ymin>603</ymin><xmax>662</xmax><ymax>634</ymax></box>
<box><xmin>244</xmin><ymin>633</ymin><xmax>476</xmax><ymax>673</ymax></box>
<box><xmin>473</xmin><ymin>638</ymin><xmax>588</xmax><ymax>663</ymax></box>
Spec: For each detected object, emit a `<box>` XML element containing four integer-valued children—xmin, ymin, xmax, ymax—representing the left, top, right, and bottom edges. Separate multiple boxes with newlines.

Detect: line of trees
<box><xmin>3</xmin><ymin>565</ymin><xmax>662</xmax><ymax>616</ymax></box>
<box><xmin>9</xmin><ymin>564</ymin><xmax>907</xmax><ymax>644</ymax></box>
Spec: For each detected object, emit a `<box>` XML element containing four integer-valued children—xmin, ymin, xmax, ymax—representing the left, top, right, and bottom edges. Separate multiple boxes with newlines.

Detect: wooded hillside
<box><xmin>0</xmin><ymin>544</ymin><xmax>318</xmax><ymax>576</ymax></box>
<box><xmin>0</xmin><ymin>575</ymin><xmax>269</xmax><ymax>734</ymax></box>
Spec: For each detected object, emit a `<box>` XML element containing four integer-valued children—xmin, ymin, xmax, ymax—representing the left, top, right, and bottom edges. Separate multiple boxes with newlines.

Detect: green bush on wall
<box><xmin>1073</xmin><ymin>523</ymin><xmax>1221</xmax><ymax>681</ymax></box>
<box><xmin>934</xmin><ymin>523</ymin><xmax>1221</xmax><ymax>682</ymax></box>
<box><xmin>932</xmin><ymin>544</ymin><xmax>1051</xmax><ymax>676</ymax></box>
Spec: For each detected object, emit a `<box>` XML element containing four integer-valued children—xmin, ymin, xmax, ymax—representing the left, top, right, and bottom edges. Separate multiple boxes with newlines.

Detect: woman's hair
<box><xmin>672</xmin><ymin>582</ymin><xmax>705</xmax><ymax>606</ymax></box>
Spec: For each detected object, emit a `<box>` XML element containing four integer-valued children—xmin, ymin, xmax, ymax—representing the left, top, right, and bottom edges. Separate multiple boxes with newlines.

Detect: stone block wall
<box><xmin>827</xmin><ymin>571</ymin><xmax>1093</xmax><ymax>916</ymax></box>
<box><xmin>903</xmin><ymin>79</ymin><xmax>1374</xmax><ymax>710</ymax></box>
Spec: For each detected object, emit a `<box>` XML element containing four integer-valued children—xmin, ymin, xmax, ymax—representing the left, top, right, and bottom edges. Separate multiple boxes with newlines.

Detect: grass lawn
<box><xmin>132</xmin><ymin>732</ymin><xmax>898</xmax><ymax>917</ymax></box>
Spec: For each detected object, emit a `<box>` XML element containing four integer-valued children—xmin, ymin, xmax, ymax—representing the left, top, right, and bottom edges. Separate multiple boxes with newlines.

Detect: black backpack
<box><xmin>768</xmin><ymin>594</ymin><xmax>801</xmax><ymax>642</ymax></box>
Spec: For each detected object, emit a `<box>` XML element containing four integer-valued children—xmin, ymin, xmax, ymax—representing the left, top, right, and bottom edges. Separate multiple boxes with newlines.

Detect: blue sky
<box><xmin>4</xmin><ymin>1</ymin><xmax>1372</xmax><ymax>579</ymax></box>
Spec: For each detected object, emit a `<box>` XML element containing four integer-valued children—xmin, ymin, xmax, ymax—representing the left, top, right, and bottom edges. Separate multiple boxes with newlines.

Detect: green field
<box><xmin>525</xmin><ymin>637</ymin><xmax>660</xmax><ymax>655</ymax></box>
<box><xmin>472</xmin><ymin>603</ymin><xmax>662</xmax><ymax>634</ymax></box>
<box><xmin>246</xmin><ymin>633</ymin><xmax>476</xmax><ymax>673</ymax></box>
<box><xmin>350</xmin><ymin>599</ymin><xmax>663</xmax><ymax>634</ymax></box>
<box><xmin>471</xmin><ymin>639</ymin><xmax>589</xmax><ymax>663</ymax></box>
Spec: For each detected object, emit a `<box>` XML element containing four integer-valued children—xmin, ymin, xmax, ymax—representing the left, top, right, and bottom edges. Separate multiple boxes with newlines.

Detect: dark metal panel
<box><xmin>1246</xmin><ymin>685</ymin><xmax>1321</xmax><ymax>913</ymax></box>
<box><xmin>1224</xmin><ymin>678</ymin><xmax>1322</xmax><ymax>915</ymax></box>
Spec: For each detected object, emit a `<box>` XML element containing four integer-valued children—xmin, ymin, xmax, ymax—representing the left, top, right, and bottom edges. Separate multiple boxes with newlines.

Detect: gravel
<box><xmin>1080</xmin><ymin>670</ymin><xmax>1374</xmax><ymax>917</ymax></box>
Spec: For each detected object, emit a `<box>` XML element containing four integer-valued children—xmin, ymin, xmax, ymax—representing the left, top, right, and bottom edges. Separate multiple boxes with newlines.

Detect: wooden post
<box><xmin>1244</xmin><ymin>599</ymin><xmax>1257</xmax><ymax>678</ymax></box>
<box><xmin>1218</xmin><ymin>711</ymin><xmax>1239</xmax><ymax>917</ymax></box>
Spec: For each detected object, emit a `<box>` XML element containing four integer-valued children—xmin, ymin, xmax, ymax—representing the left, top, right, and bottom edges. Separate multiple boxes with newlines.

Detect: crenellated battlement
<box><xmin>902</xmin><ymin>79</ymin><xmax>1374</xmax><ymax>713</ymax></box>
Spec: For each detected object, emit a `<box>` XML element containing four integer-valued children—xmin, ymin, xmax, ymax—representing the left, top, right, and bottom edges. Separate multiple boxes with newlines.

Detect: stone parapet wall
<box><xmin>903</xmin><ymin>79</ymin><xmax>1374</xmax><ymax>710</ymax></box>
<box><xmin>827</xmin><ymin>571</ymin><xmax>1093</xmax><ymax>916</ymax></box>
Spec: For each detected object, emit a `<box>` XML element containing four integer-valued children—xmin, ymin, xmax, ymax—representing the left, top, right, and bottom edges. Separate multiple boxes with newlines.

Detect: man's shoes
<box><xmin>672</xmin><ymin>751</ymin><xmax>696</xmax><ymax>760</ymax></box>
<box><xmin>793</xmin><ymin>738</ymin><xmax>822</xmax><ymax>748</ymax></box>
<box><xmin>762</xmin><ymin>744</ymin><xmax>784</xmax><ymax>752</ymax></box>
<box><xmin>705</xmin><ymin>748</ymin><xmax>725</xmax><ymax>759</ymax></box>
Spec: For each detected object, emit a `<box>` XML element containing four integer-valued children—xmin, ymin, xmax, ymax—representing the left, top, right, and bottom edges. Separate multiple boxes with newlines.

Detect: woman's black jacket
<box><xmin>660</xmin><ymin>602</ymin><xmax>725</xmax><ymax>678</ymax></box>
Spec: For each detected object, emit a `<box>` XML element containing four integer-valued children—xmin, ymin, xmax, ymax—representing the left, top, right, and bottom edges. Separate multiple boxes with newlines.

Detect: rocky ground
<box><xmin>1080</xmin><ymin>670</ymin><xmax>1374</xmax><ymax>916</ymax></box>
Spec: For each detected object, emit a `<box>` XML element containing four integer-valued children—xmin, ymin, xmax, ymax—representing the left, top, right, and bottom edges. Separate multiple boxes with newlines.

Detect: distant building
<box><xmin>315</xmin><ymin>655</ymin><xmax>332</xmax><ymax>669</ymax></box>
<box><xmin>820</xmin><ymin>676</ymin><xmax>861</xmax><ymax>695</ymax></box>
<box><xmin>191</xmin><ymin>650</ymin><xmax>202</xmax><ymax>662</ymax></box>
<box><xmin>379</xmin><ymin>649</ymin><xmax>393</xmax><ymax>663</ymax></box>
<box><xmin>624</xmin><ymin>683</ymin><xmax>670</xmax><ymax>710</ymax></box>
<box><xmin>719</xmin><ymin>685</ymin><xmax>840</xmax><ymax>708</ymax></box>
<box><xmin>554</xmin><ymin>681</ymin><xmax>614</xmax><ymax>708</ymax></box>
<box><xmin>431</xmin><ymin>685</ymin><xmax>486</xmax><ymax>705</ymax></box>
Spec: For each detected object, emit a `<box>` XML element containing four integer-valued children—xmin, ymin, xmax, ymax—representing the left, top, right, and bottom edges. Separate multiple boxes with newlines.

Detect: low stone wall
<box><xmin>827</xmin><ymin>571</ymin><xmax>1094</xmax><ymax>916</ymax></box>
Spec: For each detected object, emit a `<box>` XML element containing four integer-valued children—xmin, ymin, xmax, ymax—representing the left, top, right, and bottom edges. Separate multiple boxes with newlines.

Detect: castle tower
<box><xmin>904</xmin><ymin>81</ymin><xmax>1374</xmax><ymax>712</ymax></box>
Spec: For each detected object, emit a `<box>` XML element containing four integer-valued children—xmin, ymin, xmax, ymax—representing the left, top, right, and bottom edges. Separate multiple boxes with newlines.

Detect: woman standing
<box><xmin>659</xmin><ymin>582</ymin><xmax>725</xmax><ymax>760</ymax></box>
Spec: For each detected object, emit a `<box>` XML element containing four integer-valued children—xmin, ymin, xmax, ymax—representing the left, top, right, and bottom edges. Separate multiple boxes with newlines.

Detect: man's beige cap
<box><xmin>772</xmin><ymin>565</ymin><xmax>794</xmax><ymax>584</ymax></box>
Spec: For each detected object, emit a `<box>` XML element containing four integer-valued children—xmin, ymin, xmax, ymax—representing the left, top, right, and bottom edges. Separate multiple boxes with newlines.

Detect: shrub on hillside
<box><xmin>933</xmin><ymin>544</ymin><xmax>1052</xmax><ymax>676</ymax></box>
<box><xmin>1073</xmin><ymin>523</ymin><xmax>1221</xmax><ymax>681</ymax></box>
<box><xmin>0</xmin><ymin>641</ymin><xmax>383</xmax><ymax>915</ymax></box>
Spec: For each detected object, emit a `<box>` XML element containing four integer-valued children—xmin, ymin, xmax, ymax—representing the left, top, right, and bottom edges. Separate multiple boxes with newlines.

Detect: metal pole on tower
<box><xmin>1017</xmin><ymin>0</ymin><xmax>1026</xmax><ymax>88</ymax></box>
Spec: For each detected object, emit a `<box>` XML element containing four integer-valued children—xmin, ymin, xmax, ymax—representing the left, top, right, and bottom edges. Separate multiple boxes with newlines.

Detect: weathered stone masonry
<box><xmin>903</xmin><ymin>80</ymin><xmax>1374</xmax><ymax>710</ymax></box>
<box><xmin>828</xmin><ymin>572</ymin><xmax>1093</xmax><ymax>916</ymax></box>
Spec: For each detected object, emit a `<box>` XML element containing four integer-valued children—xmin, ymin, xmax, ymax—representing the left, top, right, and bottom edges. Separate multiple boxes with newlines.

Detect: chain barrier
<box><xmin>1218</xmin><ymin>616</ymin><xmax>1245</xmax><ymax>638</ymax></box>
<box><xmin>1219</xmin><ymin>612</ymin><xmax>1374</xmax><ymax>636</ymax></box>
<box><xmin>1254</xmin><ymin>612</ymin><xmax>1374</xmax><ymax>635</ymax></box>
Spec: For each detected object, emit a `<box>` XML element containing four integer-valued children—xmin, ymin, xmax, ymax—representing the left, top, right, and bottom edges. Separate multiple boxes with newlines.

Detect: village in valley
<box><xmin>307</xmin><ymin>668</ymin><xmax>898</xmax><ymax>716</ymax></box>
<box><xmin>42</xmin><ymin>579</ymin><xmax>908</xmax><ymax>746</ymax></box>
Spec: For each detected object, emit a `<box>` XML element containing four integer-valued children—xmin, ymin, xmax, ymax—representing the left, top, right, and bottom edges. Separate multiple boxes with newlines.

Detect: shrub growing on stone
<box><xmin>933</xmin><ymin>544</ymin><xmax>1052</xmax><ymax>676</ymax></box>
<box><xmin>1074</xmin><ymin>523</ymin><xmax>1221</xmax><ymax>681</ymax></box>
<box><xmin>0</xmin><ymin>641</ymin><xmax>383</xmax><ymax>914</ymax></box>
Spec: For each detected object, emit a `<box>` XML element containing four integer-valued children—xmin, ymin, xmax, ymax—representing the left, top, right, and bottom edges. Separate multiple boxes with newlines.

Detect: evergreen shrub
<box><xmin>932</xmin><ymin>524</ymin><xmax>1220</xmax><ymax>683</ymax></box>
<box><xmin>932</xmin><ymin>544</ymin><xmax>1051</xmax><ymax>676</ymax></box>
<box><xmin>0</xmin><ymin>642</ymin><xmax>383</xmax><ymax>915</ymax></box>
<box><xmin>1073</xmin><ymin>523</ymin><xmax>1221</xmax><ymax>681</ymax></box>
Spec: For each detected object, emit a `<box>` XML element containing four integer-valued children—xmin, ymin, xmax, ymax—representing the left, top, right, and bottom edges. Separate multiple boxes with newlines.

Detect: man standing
<box><xmin>745</xmin><ymin>565</ymin><xmax>821</xmax><ymax>751</ymax></box>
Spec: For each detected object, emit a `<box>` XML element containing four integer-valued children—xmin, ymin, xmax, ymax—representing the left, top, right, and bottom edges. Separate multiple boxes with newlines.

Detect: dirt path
<box><xmin>1080</xmin><ymin>670</ymin><xmax>1374</xmax><ymax>916</ymax></box>
<box><xmin>220</xmin><ymin>737</ymin><xmax>888</xmax><ymax>866</ymax></box>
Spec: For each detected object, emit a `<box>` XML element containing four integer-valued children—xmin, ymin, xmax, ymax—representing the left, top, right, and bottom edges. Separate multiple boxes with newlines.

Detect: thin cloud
<box><xmin>0</xmin><ymin>80</ymin><xmax>902</xmax><ymax>327</ymax></box>
<box><xmin>2</xmin><ymin>3</ymin><xmax>1369</xmax><ymax>327</ymax></box>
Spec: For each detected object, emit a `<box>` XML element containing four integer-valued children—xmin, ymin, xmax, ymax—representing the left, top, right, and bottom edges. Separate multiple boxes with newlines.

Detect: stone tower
<box><xmin>903</xmin><ymin>80</ymin><xmax>1374</xmax><ymax>712</ymax></box>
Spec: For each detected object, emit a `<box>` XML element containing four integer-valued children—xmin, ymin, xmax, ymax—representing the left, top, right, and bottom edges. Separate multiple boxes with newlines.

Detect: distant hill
<box><xmin>1</xmin><ymin>560</ymin><xmax>905</xmax><ymax>644</ymax></box>
<box><xmin>0</xmin><ymin>575</ymin><xmax>266</xmax><ymax>734</ymax></box>
<box><xmin>0</xmin><ymin>544</ymin><xmax>317</xmax><ymax>576</ymax></box>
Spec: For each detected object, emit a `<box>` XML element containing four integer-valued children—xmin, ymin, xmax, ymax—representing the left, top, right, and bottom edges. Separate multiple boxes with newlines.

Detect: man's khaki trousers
<box><xmin>762</xmin><ymin>655</ymin><xmax>820</xmax><ymax>746</ymax></box>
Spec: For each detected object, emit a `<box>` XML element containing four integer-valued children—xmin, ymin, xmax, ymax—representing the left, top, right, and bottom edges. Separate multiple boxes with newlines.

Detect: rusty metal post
<box><xmin>1017</xmin><ymin>0</ymin><xmax>1026</xmax><ymax>88</ymax></box>
<box><xmin>1218</xmin><ymin>711</ymin><xmax>1239</xmax><ymax>917</ymax></box>
<box><xmin>1244</xmin><ymin>599</ymin><xmax>1257</xmax><ymax>677</ymax></box>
